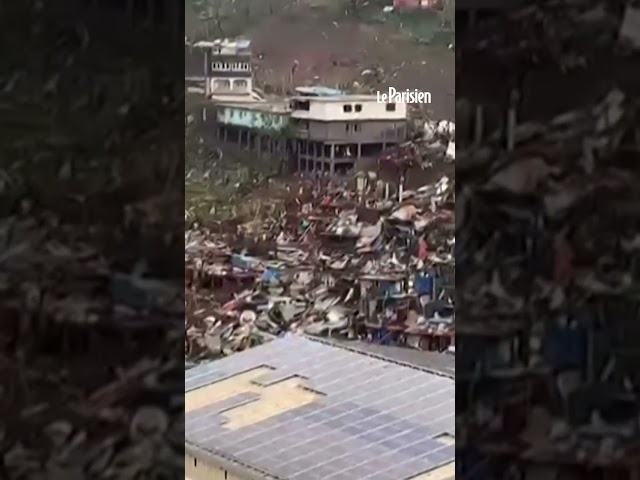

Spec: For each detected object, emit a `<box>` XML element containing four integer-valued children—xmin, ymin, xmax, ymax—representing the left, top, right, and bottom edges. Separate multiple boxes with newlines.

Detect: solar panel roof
<box><xmin>318</xmin><ymin>338</ymin><xmax>455</xmax><ymax>377</ymax></box>
<box><xmin>186</xmin><ymin>335</ymin><xmax>454</xmax><ymax>480</ymax></box>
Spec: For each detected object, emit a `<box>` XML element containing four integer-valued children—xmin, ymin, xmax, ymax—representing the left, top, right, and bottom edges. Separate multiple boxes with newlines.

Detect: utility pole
<box><xmin>398</xmin><ymin>168</ymin><xmax>406</xmax><ymax>203</ymax></box>
<box><xmin>204</xmin><ymin>48</ymin><xmax>210</xmax><ymax>98</ymax></box>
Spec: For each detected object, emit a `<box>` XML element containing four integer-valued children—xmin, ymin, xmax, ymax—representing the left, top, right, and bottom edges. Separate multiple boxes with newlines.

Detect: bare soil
<box><xmin>188</xmin><ymin>1</ymin><xmax>454</xmax><ymax>119</ymax></box>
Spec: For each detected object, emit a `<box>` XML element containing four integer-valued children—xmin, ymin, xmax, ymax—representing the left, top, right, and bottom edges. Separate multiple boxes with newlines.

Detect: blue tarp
<box><xmin>380</xmin><ymin>281</ymin><xmax>402</xmax><ymax>297</ymax></box>
<box><xmin>231</xmin><ymin>254</ymin><xmax>257</xmax><ymax>271</ymax></box>
<box><xmin>262</xmin><ymin>267</ymin><xmax>281</xmax><ymax>283</ymax></box>
<box><xmin>415</xmin><ymin>274</ymin><xmax>434</xmax><ymax>295</ymax></box>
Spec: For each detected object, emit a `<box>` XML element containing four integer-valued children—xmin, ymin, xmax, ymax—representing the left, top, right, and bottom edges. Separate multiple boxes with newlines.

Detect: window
<box><xmin>193</xmin><ymin>458</ymin><xmax>197</xmax><ymax>467</ymax></box>
<box><xmin>354</xmin><ymin>123</ymin><xmax>361</xmax><ymax>132</ymax></box>
<box><xmin>355</xmin><ymin>104</ymin><xmax>362</xmax><ymax>112</ymax></box>
<box><xmin>234</xmin><ymin>79</ymin><xmax>248</xmax><ymax>90</ymax></box>
<box><xmin>386</xmin><ymin>103</ymin><xmax>396</xmax><ymax>111</ymax></box>
<box><xmin>343</xmin><ymin>104</ymin><xmax>352</xmax><ymax>113</ymax></box>
<box><xmin>345</xmin><ymin>123</ymin><xmax>350</xmax><ymax>132</ymax></box>
<box><xmin>213</xmin><ymin>79</ymin><xmax>231</xmax><ymax>90</ymax></box>
<box><xmin>292</xmin><ymin>100</ymin><xmax>310</xmax><ymax>111</ymax></box>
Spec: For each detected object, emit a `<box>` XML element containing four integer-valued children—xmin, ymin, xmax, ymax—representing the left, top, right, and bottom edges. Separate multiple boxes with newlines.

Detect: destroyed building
<box><xmin>185</xmin><ymin>335</ymin><xmax>455</xmax><ymax>480</ymax></box>
<box><xmin>212</xmin><ymin>102</ymin><xmax>291</xmax><ymax>162</ymax></box>
<box><xmin>185</xmin><ymin>164</ymin><xmax>455</xmax><ymax>362</ymax></box>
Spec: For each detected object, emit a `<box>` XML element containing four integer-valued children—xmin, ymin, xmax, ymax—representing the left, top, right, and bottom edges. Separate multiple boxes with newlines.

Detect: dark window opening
<box><xmin>355</xmin><ymin>104</ymin><xmax>362</xmax><ymax>112</ymax></box>
<box><xmin>292</xmin><ymin>100</ymin><xmax>310</xmax><ymax>111</ymax></box>
<box><xmin>386</xmin><ymin>103</ymin><xmax>396</xmax><ymax>112</ymax></box>
<box><xmin>194</xmin><ymin>458</ymin><xmax>197</xmax><ymax>467</ymax></box>
<box><xmin>343</xmin><ymin>104</ymin><xmax>352</xmax><ymax>113</ymax></box>
<box><xmin>354</xmin><ymin>124</ymin><xmax>361</xmax><ymax>132</ymax></box>
<box><xmin>345</xmin><ymin>123</ymin><xmax>350</xmax><ymax>132</ymax></box>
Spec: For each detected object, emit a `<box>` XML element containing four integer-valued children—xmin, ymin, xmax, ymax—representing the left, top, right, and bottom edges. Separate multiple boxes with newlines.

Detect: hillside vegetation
<box><xmin>186</xmin><ymin>0</ymin><xmax>454</xmax><ymax>119</ymax></box>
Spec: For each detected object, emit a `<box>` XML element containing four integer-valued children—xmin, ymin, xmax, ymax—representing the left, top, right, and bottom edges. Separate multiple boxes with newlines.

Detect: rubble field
<box><xmin>185</xmin><ymin>125</ymin><xmax>456</xmax><ymax>363</ymax></box>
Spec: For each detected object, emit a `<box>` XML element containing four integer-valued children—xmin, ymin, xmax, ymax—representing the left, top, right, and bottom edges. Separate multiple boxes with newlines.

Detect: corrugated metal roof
<box><xmin>186</xmin><ymin>335</ymin><xmax>454</xmax><ymax>480</ymax></box>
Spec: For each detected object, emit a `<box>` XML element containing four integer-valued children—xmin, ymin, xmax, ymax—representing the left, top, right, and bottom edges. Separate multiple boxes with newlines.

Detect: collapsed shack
<box><xmin>185</xmin><ymin>161</ymin><xmax>455</xmax><ymax>362</ymax></box>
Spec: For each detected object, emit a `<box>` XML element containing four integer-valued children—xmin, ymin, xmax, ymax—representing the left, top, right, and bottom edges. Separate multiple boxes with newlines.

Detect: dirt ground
<box><xmin>188</xmin><ymin>1</ymin><xmax>454</xmax><ymax>120</ymax></box>
<box><xmin>251</xmin><ymin>15</ymin><xmax>454</xmax><ymax>119</ymax></box>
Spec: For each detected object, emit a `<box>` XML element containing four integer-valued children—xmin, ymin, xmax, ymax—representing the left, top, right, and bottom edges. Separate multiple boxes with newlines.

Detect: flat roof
<box><xmin>291</xmin><ymin>94</ymin><xmax>387</xmax><ymax>103</ymax></box>
<box><xmin>295</xmin><ymin>86</ymin><xmax>346</xmax><ymax>97</ymax></box>
<box><xmin>217</xmin><ymin>101</ymin><xmax>290</xmax><ymax>113</ymax></box>
<box><xmin>209</xmin><ymin>92</ymin><xmax>265</xmax><ymax>103</ymax></box>
<box><xmin>186</xmin><ymin>335</ymin><xmax>454</xmax><ymax>480</ymax></box>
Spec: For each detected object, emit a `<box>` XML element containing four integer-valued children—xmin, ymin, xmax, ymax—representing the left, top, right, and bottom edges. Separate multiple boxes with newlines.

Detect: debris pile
<box><xmin>378</xmin><ymin>119</ymin><xmax>455</xmax><ymax>175</ymax></box>
<box><xmin>457</xmin><ymin>88</ymin><xmax>640</xmax><ymax>468</ymax></box>
<box><xmin>0</xmin><ymin>1</ymin><xmax>188</xmax><ymax>478</ymax></box>
<box><xmin>0</xmin><ymin>204</ymin><xmax>184</xmax><ymax>478</ymax></box>
<box><xmin>185</xmin><ymin>167</ymin><xmax>455</xmax><ymax>362</ymax></box>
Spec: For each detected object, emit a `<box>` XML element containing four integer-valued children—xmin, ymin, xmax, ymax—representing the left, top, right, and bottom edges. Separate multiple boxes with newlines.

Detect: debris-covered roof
<box><xmin>186</xmin><ymin>335</ymin><xmax>454</xmax><ymax>480</ymax></box>
<box><xmin>194</xmin><ymin>38</ymin><xmax>252</xmax><ymax>55</ymax></box>
<box><xmin>294</xmin><ymin>86</ymin><xmax>346</xmax><ymax>97</ymax></box>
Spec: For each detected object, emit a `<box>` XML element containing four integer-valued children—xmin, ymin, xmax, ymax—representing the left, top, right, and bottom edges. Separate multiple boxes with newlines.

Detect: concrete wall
<box><xmin>216</xmin><ymin>107</ymin><xmax>287</xmax><ymax>131</ymax></box>
<box><xmin>298</xmin><ymin>119</ymin><xmax>406</xmax><ymax>143</ymax></box>
<box><xmin>291</xmin><ymin>98</ymin><xmax>407</xmax><ymax>121</ymax></box>
<box><xmin>185</xmin><ymin>454</ymin><xmax>248</xmax><ymax>480</ymax></box>
<box><xmin>210</xmin><ymin>77</ymin><xmax>253</xmax><ymax>95</ymax></box>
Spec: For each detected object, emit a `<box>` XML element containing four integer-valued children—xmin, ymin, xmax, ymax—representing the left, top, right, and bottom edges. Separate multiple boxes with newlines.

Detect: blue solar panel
<box><xmin>185</xmin><ymin>336</ymin><xmax>454</xmax><ymax>479</ymax></box>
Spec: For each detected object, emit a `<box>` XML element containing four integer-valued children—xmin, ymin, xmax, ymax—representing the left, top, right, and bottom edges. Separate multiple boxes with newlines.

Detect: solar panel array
<box><xmin>186</xmin><ymin>335</ymin><xmax>455</xmax><ymax>480</ymax></box>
